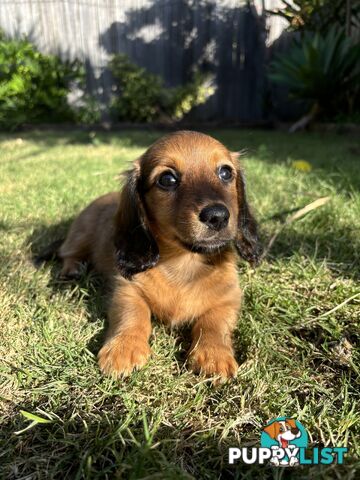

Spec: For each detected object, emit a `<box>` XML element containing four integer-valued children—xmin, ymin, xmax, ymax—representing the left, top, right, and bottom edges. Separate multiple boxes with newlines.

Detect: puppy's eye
<box><xmin>157</xmin><ymin>171</ymin><xmax>179</xmax><ymax>190</ymax></box>
<box><xmin>218</xmin><ymin>165</ymin><xmax>233</xmax><ymax>182</ymax></box>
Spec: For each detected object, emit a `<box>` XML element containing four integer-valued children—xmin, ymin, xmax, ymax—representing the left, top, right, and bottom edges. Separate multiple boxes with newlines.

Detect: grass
<box><xmin>0</xmin><ymin>128</ymin><xmax>359</xmax><ymax>479</ymax></box>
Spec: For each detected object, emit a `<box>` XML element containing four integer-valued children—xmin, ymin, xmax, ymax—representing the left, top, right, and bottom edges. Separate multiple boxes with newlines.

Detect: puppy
<box><xmin>58</xmin><ymin>131</ymin><xmax>261</xmax><ymax>380</ymax></box>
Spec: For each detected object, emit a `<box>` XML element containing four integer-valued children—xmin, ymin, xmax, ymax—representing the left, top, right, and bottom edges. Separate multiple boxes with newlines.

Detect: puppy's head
<box><xmin>114</xmin><ymin>131</ymin><xmax>261</xmax><ymax>278</ymax></box>
<box><xmin>263</xmin><ymin>419</ymin><xmax>300</xmax><ymax>441</ymax></box>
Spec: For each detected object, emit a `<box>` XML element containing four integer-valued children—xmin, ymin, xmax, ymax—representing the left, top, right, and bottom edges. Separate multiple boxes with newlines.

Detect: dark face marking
<box><xmin>113</xmin><ymin>168</ymin><xmax>160</xmax><ymax>279</ymax></box>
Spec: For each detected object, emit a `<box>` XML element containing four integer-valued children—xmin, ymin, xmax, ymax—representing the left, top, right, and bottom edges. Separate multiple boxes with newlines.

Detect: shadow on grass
<box><xmin>3</xmin><ymin>129</ymin><xmax>163</xmax><ymax>149</ymax></box>
<box><xmin>265</xmin><ymin>225</ymin><xmax>360</xmax><ymax>282</ymax></box>
<box><xmin>1</xmin><ymin>399</ymin><xmax>358</xmax><ymax>479</ymax></box>
<box><xmin>216</xmin><ymin>129</ymin><xmax>360</xmax><ymax>193</ymax></box>
<box><xmin>27</xmin><ymin>220</ymin><xmax>109</xmax><ymax>352</ymax></box>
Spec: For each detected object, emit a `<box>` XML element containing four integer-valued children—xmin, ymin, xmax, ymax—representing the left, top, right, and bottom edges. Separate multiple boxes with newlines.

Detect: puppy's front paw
<box><xmin>188</xmin><ymin>343</ymin><xmax>238</xmax><ymax>381</ymax></box>
<box><xmin>98</xmin><ymin>335</ymin><xmax>151</xmax><ymax>377</ymax></box>
<box><xmin>60</xmin><ymin>258</ymin><xmax>82</xmax><ymax>280</ymax></box>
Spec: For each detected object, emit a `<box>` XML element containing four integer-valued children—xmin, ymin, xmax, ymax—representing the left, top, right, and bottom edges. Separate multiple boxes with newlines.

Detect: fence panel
<box><xmin>0</xmin><ymin>0</ymin><xmax>289</xmax><ymax>122</ymax></box>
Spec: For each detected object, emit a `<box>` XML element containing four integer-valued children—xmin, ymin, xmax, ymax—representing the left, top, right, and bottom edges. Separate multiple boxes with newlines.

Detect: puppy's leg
<box><xmin>98</xmin><ymin>282</ymin><xmax>152</xmax><ymax>377</ymax></box>
<box><xmin>188</xmin><ymin>302</ymin><xmax>240</xmax><ymax>380</ymax></box>
<box><xmin>60</xmin><ymin>257</ymin><xmax>83</xmax><ymax>279</ymax></box>
<box><xmin>59</xmin><ymin>230</ymin><xmax>90</xmax><ymax>278</ymax></box>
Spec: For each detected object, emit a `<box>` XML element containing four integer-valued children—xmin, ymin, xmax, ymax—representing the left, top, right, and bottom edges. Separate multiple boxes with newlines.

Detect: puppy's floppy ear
<box><xmin>286</xmin><ymin>418</ymin><xmax>297</xmax><ymax>429</ymax></box>
<box><xmin>263</xmin><ymin>422</ymin><xmax>278</xmax><ymax>440</ymax></box>
<box><xmin>233</xmin><ymin>153</ymin><xmax>262</xmax><ymax>266</ymax></box>
<box><xmin>114</xmin><ymin>162</ymin><xmax>159</xmax><ymax>279</ymax></box>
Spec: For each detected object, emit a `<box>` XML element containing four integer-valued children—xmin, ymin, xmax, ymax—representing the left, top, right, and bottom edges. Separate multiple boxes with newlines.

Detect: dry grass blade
<box><xmin>286</xmin><ymin>196</ymin><xmax>331</xmax><ymax>223</ymax></box>
<box><xmin>262</xmin><ymin>196</ymin><xmax>331</xmax><ymax>259</ymax></box>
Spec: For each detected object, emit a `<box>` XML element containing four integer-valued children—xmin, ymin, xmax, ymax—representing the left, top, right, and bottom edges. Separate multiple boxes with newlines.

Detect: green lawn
<box><xmin>0</xmin><ymin>129</ymin><xmax>359</xmax><ymax>479</ymax></box>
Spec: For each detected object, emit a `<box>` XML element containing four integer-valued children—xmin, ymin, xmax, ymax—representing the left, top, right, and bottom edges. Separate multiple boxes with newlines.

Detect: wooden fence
<box><xmin>0</xmin><ymin>0</ymin><xmax>290</xmax><ymax>122</ymax></box>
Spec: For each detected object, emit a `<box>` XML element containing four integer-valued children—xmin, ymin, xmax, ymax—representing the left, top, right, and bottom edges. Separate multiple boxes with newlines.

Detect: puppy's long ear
<box><xmin>114</xmin><ymin>163</ymin><xmax>159</xmax><ymax>279</ymax></box>
<box><xmin>233</xmin><ymin>154</ymin><xmax>262</xmax><ymax>266</ymax></box>
<box><xmin>263</xmin><ymin>422</ymin><xmax>277</xmax><ymax>440</ymax></box>
<box><xmin>286</xmin><ymin>418</ymin><xmax>297</xmax><ymax>429</ymax></box>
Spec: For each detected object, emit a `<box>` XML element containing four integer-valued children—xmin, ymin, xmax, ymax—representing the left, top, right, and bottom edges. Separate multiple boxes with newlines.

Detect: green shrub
<box><xmin>69</xmin><ymin>90</ymin><xmax>102</xmax><ymax>125</ymax></box>
<box><xmin>269</xmin><ymin>27</ymin><xmax>360</xmax><ymax>120</ymax></box>
<box><xmin>0</xmin><ymin>32</ymin><xmax>95</xmax><ymax>129</ymax></box>
<box><xmin>165</xmin><ymin>71</ymin><xmax>215</xmax><ymax>120</ymax></box>
<box><xmin>267</xmin><ymin>0</ymin><xmax>360</xmax><ymax>34</ymax></box>
<box><xmin>109</xmin><ymin>54</ymin><xmax>214</xmax><ymax>123</ymax></box>
<box><xmin>109</xmin><ymin>54</ymin><xmax>163</xmax><ymax>122</ymax></box>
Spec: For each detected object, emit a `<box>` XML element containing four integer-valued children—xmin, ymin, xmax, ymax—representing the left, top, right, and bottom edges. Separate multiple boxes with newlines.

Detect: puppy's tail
<box><xmin>33</xmin><ymin>239</ymin><xmax>64</xmax><ymax>267</ymax></box>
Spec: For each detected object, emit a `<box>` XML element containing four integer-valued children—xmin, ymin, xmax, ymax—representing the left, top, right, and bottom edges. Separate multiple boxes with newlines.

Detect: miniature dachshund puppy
<box><xmin>58</xmin><ymin>131</ymin><xmax>261</xmax><ymax>380</ymax></box>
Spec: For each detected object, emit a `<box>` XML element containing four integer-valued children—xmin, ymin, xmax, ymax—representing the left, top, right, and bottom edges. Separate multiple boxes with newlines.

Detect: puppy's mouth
<box><xmin>178</xmin><ymin>237</ymin><xmax>231</xmax><ymax>254</ymax></box>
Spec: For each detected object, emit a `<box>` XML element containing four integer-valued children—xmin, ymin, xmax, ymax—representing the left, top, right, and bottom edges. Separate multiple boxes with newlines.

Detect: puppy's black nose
<box><xmin>199</xmin><ymin>204</ymin><xmax>230</xmax><ymax>231</ymax></box>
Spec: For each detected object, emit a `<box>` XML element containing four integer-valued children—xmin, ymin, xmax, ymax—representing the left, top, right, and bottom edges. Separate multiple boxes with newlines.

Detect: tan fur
<box><xmin>59</xmin><ymin>131</ymin><xmax>259</xmax><ymax>381</ymax></box>
<box><xmin>286</xmin><ymin>419</ymin><xmax>297</xmax><ymax>430</ymax></box>
<box><xmin>264</xmin><ymin>422</ymin><xmax>280</xmax><ymax>440</ymax></box>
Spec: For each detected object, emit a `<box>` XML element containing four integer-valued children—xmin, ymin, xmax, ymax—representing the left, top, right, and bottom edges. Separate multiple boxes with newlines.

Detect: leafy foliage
<box><xmin>267</xmin><ymin>0</ymin><xmax>360</xmax><ymax>34</ymax></box>
<box><xmin>109</xmin><ymin>54</ymin><xmax>163</xmax><ymax>122</ymax></box>
<box><xmin>269</xmin><ymin>27</ymin><xmax>360</xmax><ymax>117</ymax></box>
<box><xmin>109</xmin><ymin>54</ymin><xmax>214</xmax><ymax>123</ymax></box>
<box><xmin>165</xmin><ymin>71</ymin><xmax>215</xmax><ymax>120</ymax></box>
<box><xmin>0</xmin><ymin>32</ymin><xmax>94</xmax><ymax>129</ymax></box>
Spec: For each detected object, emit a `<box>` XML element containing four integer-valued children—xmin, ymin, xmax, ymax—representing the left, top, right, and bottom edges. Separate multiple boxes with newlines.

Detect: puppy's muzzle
<box><xmin>199</xmin><ymin>203</ymin><xmax>230</xmax><ymax>231</ymax></box>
